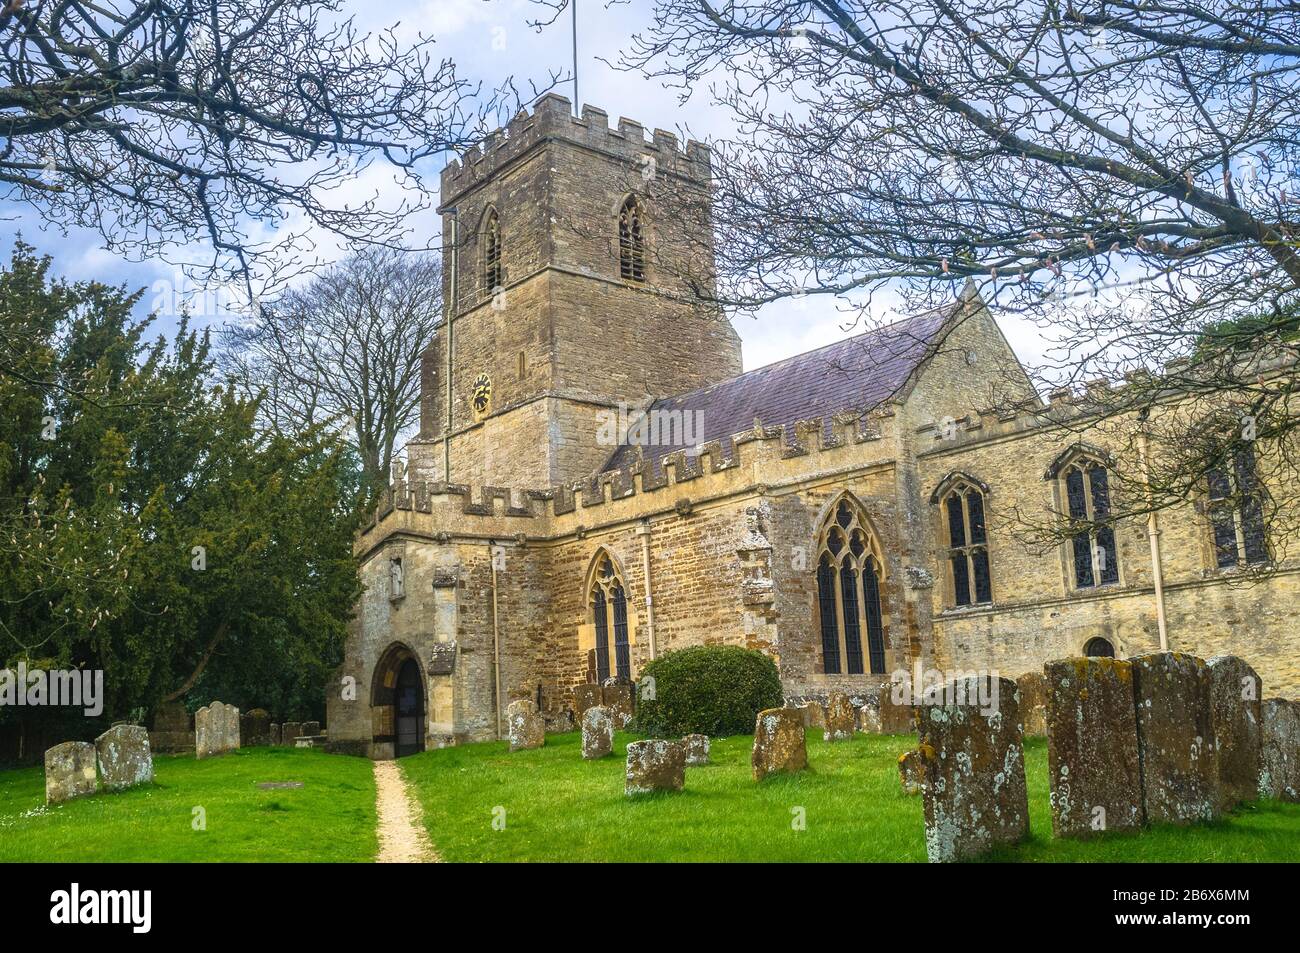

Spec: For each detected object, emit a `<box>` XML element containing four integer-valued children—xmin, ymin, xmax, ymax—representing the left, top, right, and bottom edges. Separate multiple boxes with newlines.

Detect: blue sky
<box><xmin>0</xmin><ymin>0</ymin><xmax>1046</xmax><ymax>372</ymax></box>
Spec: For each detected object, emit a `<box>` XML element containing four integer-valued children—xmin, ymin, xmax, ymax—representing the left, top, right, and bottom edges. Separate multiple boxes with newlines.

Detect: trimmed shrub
<box><xmin>633</xmin><ymin>645</ymin><xmax>783</xmax><ymax>737</ymax></box>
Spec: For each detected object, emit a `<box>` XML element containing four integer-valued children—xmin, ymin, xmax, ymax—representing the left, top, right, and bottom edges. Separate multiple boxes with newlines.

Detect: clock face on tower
<box><xmin>471</xmin><ymin>373</ymin><xmax>492</xmax><ymax>415</ymax></box>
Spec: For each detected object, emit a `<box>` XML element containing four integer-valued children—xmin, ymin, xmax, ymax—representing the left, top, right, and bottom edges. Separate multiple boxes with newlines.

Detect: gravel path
<box><xmin>373</xmin><ymin>760</ymin><xmax>439</xmax><ymax>863</ymax></box>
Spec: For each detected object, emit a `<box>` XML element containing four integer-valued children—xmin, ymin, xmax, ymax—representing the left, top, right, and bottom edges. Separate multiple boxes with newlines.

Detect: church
<box><xmin>326</xmin><ymin>94</ymin><xmax>1300</xmax><ymax>759</ymax></box>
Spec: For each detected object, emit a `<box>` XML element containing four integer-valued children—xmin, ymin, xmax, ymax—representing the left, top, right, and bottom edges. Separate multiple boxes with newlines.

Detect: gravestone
<box><xmin>301</xmin><ymin>720</ymin><xmax>321</xmax><ymax>737</ymax></box>
<box><xmin>898</xmin><ymin>748</ymin><xmax>924</xmax><ymax>795</ymax></box>
<box><xmin>281</xmin><ymin>722</ymin><xmax>303</xmax><ymax>747</ymax></box>
<box><xmin>94</xmin><ymin>725</ymin><xmax>153</xmax><ymax>791</ymax></box>
<box><xmin>752</xmin><ymin>707</ymin><xmax>807</xmax><ymax>781</ymax></box>
<box><xmin>879</xmin><ymin>690</ymin><xmax>916</xmax><ymax>734</ymax></box>
<box><xmin>45</xmin><ymin>741</ymin><xmax>98</xmax><ymax>804</ymax></box>
<box><xmin>581</xmin><ymin>705</ymin><xmax>614</xmax><ymax>759</ymax></box>
<box><xmin>602</xmin><ymin>684</ymin><xmax>634</xmax><ymax>729</ymax></box>
<box><xmin>1015</xmin><ymin>671</ymin><xmax>1048</xmax><ymax>737</ymax></box>
<box><xmin>1131</xmin><ymin>653</ymin><xmax>1219</xmax><ymax>825</ymax></box>
<box><xmin>1206</xmin><ymin>656</ymin><xmax>1262</xmax><ymax>811</ymax></box>
<box><xmin>1259</xmin><ymin>698</ymin><xmax>1300</xmax><ymax>802</ymax></box>
<box><xmin>196</xmin><ymin>700</ymin><xmax>241</xmax><ymax>759</ymax></box>
<box><xmin>823</xmin><ymin>692</ymin><xmax>856</xmax><ymax>741</ymax></box>
<box><xmin>682</xmin><ymin>733</ymin><xmax>710</xmax><ymax>766</ymax></box>
<box><xmin>269</xmin><ymin>723</ymin><xmax>282</xmax><ymax>747</ymax></box>
<box><xmin>1044</xmin><ymin>657</ymin><xmax>1143</xmax><ymax>838</ymax></box>
<box><xmin>799</xmin><ymin>701</ymin><xmax>826</xmax><ymax>729</ymax></box>
<box><xmin>918</xmin><ymin>675</ymin><xmax>1029</xmax><ymax>863</ymax></box>
<box><xmin>625</xmin><ymin>739</ymin><xmax>686</xmax><ymax>795</ymax></box>
<box><xmin>858</xmin><ymin>703</ymin><xmax>881</xmax><ymax>734</ymax></box>
<box><xmin>240</xmin><ymin>709</ymin><xmax>272</xmax><ymax>747</ymax></box>
<box><xmin>149</xmin><ymin>701</ymin><xmax>193</xmax><ymax>754</ymax></box>
<box><xmin>506</xmin><ymin>699</ymin><xmax>545</xmax><ymax>751</ymax></box>
<box><xmin>575</xmin><ymin>684</ymin><xmax>602</xmax><ymax>718</ymax></box>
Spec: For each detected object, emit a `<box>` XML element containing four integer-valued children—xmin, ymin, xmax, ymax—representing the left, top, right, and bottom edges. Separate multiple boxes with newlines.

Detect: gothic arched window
<box><xmin>815</xmin><ymin>495</ymin><xmax>886</xmax><ymax>675</ymax></box>
<box><xmin>482</xmin><ymin>208</ymin><xmax>502</xmax><ymax>294</ymax></box>
<box><xmin>1060</xmin><ymin>457</ymin><xmax>1120</xmax><ymax>589</ymax></box>
<box><xmin>588</xmin><ymin>552</ymin><xmax>630</xmax><ymax>682</ymax></box>
<box><xmin>618</xmin><ymin>195</ymin><xmax>646</xmax><ymax>282</ymax></box>
<box><xmin>942</xmin><ymin>482</ymin><xmax>992</xmax><ymax>606</ymax></box>
<box><xmin>1208</xmin><ymin>445</ymin><xmax>1269</xmax><ymax>567</ymax></box>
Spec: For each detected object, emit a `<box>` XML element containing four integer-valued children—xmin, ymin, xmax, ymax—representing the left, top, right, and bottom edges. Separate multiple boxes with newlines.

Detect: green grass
<box><xmin>401</xmin><ymin>731</ymin><xmax>1300</xmax><ymax>862</ymax></box>
<box><xmin>0</xmin><ymin>747</ymin><xmax>377</xmax><ymax>862</ymax></box>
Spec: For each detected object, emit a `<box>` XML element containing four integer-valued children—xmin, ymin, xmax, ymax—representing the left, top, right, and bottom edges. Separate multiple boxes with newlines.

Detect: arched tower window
<box><xmin>941</xmin><ymin>482</ymin><xmax>992</xmax><ymax>606</ymax></box>
<box><xmin>482</xmin><ymin>207</ymin><xmax>502</xmax><ymax>293</ymax></box>
<box><xmin>1083</xmin><ymin>637</ymin><xmax>1115</xmax><ymax>658</ymax></box>
<box><xmin>1059</xmin><ymin>456</ymin><xmax>1120</xmax><ymax>589</ymax></box>
<box><xmin>618</xmin><ymin>195</ymin><xmax>646</xmax><ymax>282</ymax></box>
<box><xmin>588</xmin><ymin>551</ymin><xmax>630</xmax><ymax>682</ymax></box>
<box><xmin>1207</xmin><ymin>445</ymin><xmax>1269</xmax><ymax>567</ymax></box>
<box><xmin>815</xmin><ymin>495</ymin><xmax>886</xmax><ymax>675</ymax></box>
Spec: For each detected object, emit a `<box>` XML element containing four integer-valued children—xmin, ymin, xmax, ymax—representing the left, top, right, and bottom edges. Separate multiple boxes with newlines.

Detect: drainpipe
<box><xmin>443</xmin><ymin>209</ymin><xmax>459</xmax><ymax>482</ymax></box>
<box><xmin>1137</xmin><ymin>424</ymin><xmax>1170</xmax><ymax>651</ymax></box>
<box><xmin>636</xmin><ymin>520</ymin><xmax>658</xmax><ymax>660</ymax></box>
<box><xmin>489</xmin><ymin>540</ymin><xmax>503</xmax><ymax>738</ymax></box>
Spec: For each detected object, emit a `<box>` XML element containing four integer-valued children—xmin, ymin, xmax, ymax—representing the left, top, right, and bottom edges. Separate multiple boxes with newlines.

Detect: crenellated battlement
<box><xmin>360</xmin><ymin>408</ymin><xmax>894</xmax><ymax>546</ymax></box>
<box><xmin>440</xmin><ymin>93</ymin><xmax>712</xmax><ymax>205</ymax></box>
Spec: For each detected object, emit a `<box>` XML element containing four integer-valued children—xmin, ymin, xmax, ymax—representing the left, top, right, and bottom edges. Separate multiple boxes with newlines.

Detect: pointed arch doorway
<box><xmin>372</xmin><ymin>643</ymin><xmax>426</xmax><ymax>758</ymax></box>
<box><xmin>394</xmin><ymin>659</ymin><xmax>424</xmax><ymax>757</ymax></box>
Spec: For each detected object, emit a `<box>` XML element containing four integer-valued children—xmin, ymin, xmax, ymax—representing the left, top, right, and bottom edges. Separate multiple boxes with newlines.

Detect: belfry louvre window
<box><xmin>482</xmin><ymin>209</ymin><xmax>502</xmax><ymax>293</ymax></box>
<box><xmin>1063</xmin><ymin>460</ymin><xmax>1120</xmax><ymax>588</ymax></box>
<box><xmin>618</xmin><ymin>195</ymin><xmax>645</xmax><ymax>282</ymax></box>
<box><xmin>589</xmin><ymin>553</ymin><xmax>630</xmax><ymax>682</ymax></box>
<box><xmin>943</xmin><ymin>483</ymin><xmax>991</xmax><ymax>606</ymax></box>
<box><xmin>815</xmin><ymin>496</ymin><xmax>886</xmax><ymax>675</ymax></box>
<box><xmin>1208</xmin><ymin>446</ymin><xmax>1269</xmax><ymax>568</ymax></box>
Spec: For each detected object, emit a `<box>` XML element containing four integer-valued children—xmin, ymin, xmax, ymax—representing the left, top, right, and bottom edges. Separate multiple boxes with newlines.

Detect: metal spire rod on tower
<box><xmin>572</xmin><ymin>0</ymin><xmax>579</xmax><ymax>114</ymax></box>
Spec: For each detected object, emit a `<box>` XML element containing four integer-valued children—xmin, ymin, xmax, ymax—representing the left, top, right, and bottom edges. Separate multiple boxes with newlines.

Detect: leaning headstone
<box><xmin>602</xmin><ymin>684</ymin><xmax>634</xmax><ymax>728</ymax></box>
<box><xmin>824</xmin><ymin>692</ymin><xmax>856</xmax><ymax>741</ymax></box>
<box><xmin>898</xmin><ymin>748</ymin><xmax>924</xmax><ymax>796</ymax></box>
<box><xmin>1206</xmin><ymin>656</ymin><xmax>1262</xmax><ymax>811</ymax></box>
<box><xmin>752</xmin><ymin>707</ymin><xmax>808</xmax><ymax>781</ymax></box>
<box><xmin>682</xmin><ymin>733</ymin><xmax>710</xmax><ymax>766</ymax></box>
<box><xmin>879</xmin><ymin>690</ymin><xmax>917</xmax><ymax>734</ymax></box>
<box><xmin>281</xmin><ymin>722</ymin><xmax>303</xmax><ymax>747</ymax></box>
<box><xmin>1259</xmin><ymin>698</ymin><xmax>1300</xmax><ymax>802</ymax></box>
<box><xmin>799</xmin><ymin>701</ymin><xmax>826</xmax><ymax>729</ymax></box>
<box><xmin>857</xmin><ymin>703</ymin><xmax>881</xmax><ymax>734</ymax></box>
<box><xmin>240</xmin><ymin>709</ymin><xmax>272</xmax><ymax>747</ymax></box>
<box><xmin>1015</xmin><ymin>671</ymin><xmax>1048</xmax><ymax>737</ymax></box>
<box><xmin>506</xmin><ymin>699</ymin><xmax>545</xmax><ymax>751</ymax></box>
<box><xmin>196</xmin><ymin>700</ymin><xmax>240</xmax><ymax>759</ymax></box>
<box><xmin>918</xmin><ymin>675</ymin><xmax>1029</xmax><ymax>863</ymax></box>
<box><xmin>625</xmin><ymin>739</ymin><xmax>686</xmax><ymax>795</ymax></box>
<box><xmin>45</xmin><ymin>741</ymin><xmax>98</xmax><ymax>804</ymax></box>
<box><xmin>1044</xmin><ymin>657</ymin><xmax>1143</xmax><ymax>838</ymax></box>
<box><xmin>1131</xmin><ymin>653</ymin><xmax>1219</xmax><ymax>825</ymax></box>
<box><xmin>94</xmin><ymin>725</ymin><xmax>153</xmax><ymax>791</ymax></box>
<box><xmin>581</xmin><ymin>705</ymin><xmax>614</xmax><ymax>759</ymax></box>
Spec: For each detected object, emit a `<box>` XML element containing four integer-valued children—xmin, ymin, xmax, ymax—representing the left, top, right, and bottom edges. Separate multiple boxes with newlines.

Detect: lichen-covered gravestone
<box><xmin>506</xmin><ymin>699</ymin><xmax>545</xmax><ymax>751</ymax></box>
<box><xmin>751</xmin><ymin>707</ymin><xmax>808</xmax><ymax>781</ymax></box>
<box><xmin>581</xmin><ymin>705</ymin><xmax>614</xmax><ymax>759</ymax></box>
<box><xmin>280</xmin><ymin>722</ymin><xmax>302</xmax><ymax>746</ymax></box>
<box><xmin>1131</xmin><ymin>653</ymin><xmax>1219</xmax><ymax>825</ymax></box>
<box><xmin>1206</xmin><ymin>656</ymin><xmax>1262</xmax><ymax>811</ymax></box>
<box><xmin>575</xmin><ymin>684</ymin><xmax>602</xmax><ymax>718</ymax></box>
<box><xmin>879</xmin><ymin>690</ymin><xmax>916</xmax><ymax>734</ymax></box>
<box><xmin>1044</xmin><ymin>657</ymin><xmax>1143</xmax><ymax>838</ymax></box>
<box><xmin>898</xmin><ymin>748</ymin><xmax>924</xmax><ymax>795</ymax></box>
<box><xmin>1015</xmin><ymin>671</ymin><xmax>1048</xmax><ymax>738</ymax></box>
<box><xmin>625</xmin><ymin>739</ymin><xmax>686</xmax><ymax>795</ymax></box>
<box><xmin>858</xmin><ymin>703</ymin><xmax>881</xmax><ymax>734</ymax></box>
<box><xmin>918</xmin><ymin>675</ymin><xmax>1029</xmax><ymax>863</ymax></box>
<box><xmin>799</xmin><ymin>701</ymin><xmax>826</xmax><ymax>729</ymax></box>
<box><xmin>269</xmin><ymin>723</ymin><xmax>283</xmax><ymax>747</ymax></box>
<box><xmin>195</xmin><ymin>700</ymin><xmax>241</xmax><ymax>759</ymax></box>
<box><xmin>1259</xmin><ymin>698</ymin><xmax>1300</xmax><ymax>803</ymax></box>
<box><xmin>682</xmin><ymin>733</ymin><xmax>710</xmax><ymax>766</ymax></box>
<box><xmin>45</xmin><ymin>741</ymin><xmax>98</xmax><ymax>804</ymax></box>
<box><xmin>824</xmin><ymin>692</ymin><xmax>856</xmax><ymax>741</ymax></box>
<box><xmin>300</xmin><ymin>720</ymin><xmax>321</xmax><ymax>737</ymax></box>
<box><xmin>602</xmin><ymin>683</ymin><xmax>634</xmax><ymax>728</ymax></box>
<box><xmin>94</xmin><ymin>725</ymin><xmax>153</xmax><ymax>791</ymax></box>
<box><xmin>240</xmin><ymin>709</ymin><xmax>272</xmax><ymax>747</ymax></box>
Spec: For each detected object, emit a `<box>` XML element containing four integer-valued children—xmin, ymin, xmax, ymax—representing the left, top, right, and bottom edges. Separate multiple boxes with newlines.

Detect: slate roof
<box><xmin>602</xmin><ymin>300</ymin><xmax>958</xmax><ymax>473</ymax></box>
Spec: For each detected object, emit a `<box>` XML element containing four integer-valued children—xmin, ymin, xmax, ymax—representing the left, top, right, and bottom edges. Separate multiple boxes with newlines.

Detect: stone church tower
<box><xmin>408</xmin><ymin>93</ymin><xmax>743</xmax><ymax>488</ymax></box>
